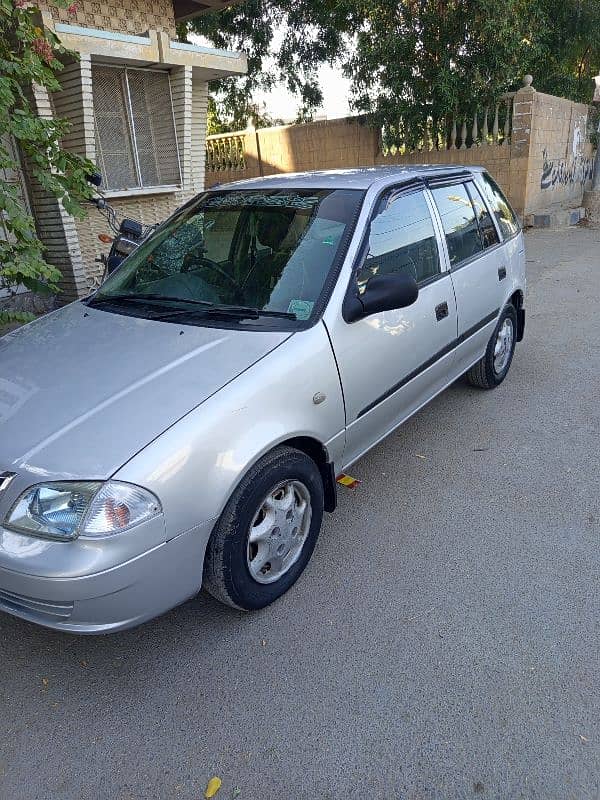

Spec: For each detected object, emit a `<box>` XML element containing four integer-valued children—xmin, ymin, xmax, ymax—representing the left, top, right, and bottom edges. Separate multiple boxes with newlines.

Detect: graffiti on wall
<box><xmin>540</xmin><ymin>148</ymin><xmax>594</xmax><ymax>191</ymax></box>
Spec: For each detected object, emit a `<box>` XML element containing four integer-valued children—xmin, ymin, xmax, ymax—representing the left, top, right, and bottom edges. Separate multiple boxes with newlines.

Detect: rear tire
<box><xmin>466</xmin><ymin>304</ymin><xmax>517</xmax><ymax>389</ymax></box>
<box><xmin>203</xmin><ymin>446</ymin><xmax>324</xmax><ymax>610</ymax></box>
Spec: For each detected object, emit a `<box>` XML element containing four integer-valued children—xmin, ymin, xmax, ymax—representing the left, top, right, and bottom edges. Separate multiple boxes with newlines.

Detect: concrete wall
<box><xmin>207</xmin><ymin>83</ymin><xmax>595</xmax><ymax>220</ymax></box>
<box><xmin>24</xmin><ymin>84</ymin><xmax>90</xmax><ymax>301</ymax></box>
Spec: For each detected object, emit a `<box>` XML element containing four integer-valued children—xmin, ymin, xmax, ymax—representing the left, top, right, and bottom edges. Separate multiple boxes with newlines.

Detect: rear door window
<box><xmin>431</xmin><ymin>183</ymin><xmax>483</xmax><ymax>267</ymax></box>
<box><xmin>480</xmin><ymin>173</ymin><xmax>520</xmax><ymax>239</ymax></box>
<box><xmin>467</xmin><ymin>181</ymin><xmax>500</xmax><ymax>249</ymax></box>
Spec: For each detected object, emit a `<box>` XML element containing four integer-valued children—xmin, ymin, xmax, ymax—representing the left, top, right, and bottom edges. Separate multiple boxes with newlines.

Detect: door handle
<box><xmin>498</xmin><ymin>266</ymin><xmax>507</xmax><ymax>280</ymax></box>
<box><xmin>435</xmin><ymin>302</ymin><xmax>449</xmax><ymax>321</ymax></box>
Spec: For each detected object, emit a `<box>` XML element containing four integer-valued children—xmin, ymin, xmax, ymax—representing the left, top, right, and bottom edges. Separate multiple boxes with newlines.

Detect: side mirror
<box><xmin>344</xmin><ymin>272</ymin><xmax>419</xmax><ymax>323</ymax></box>
<box><xmin>86</xmin><ymin>172</ymin><xmax>102</xmax><ymax>187</ymax></box>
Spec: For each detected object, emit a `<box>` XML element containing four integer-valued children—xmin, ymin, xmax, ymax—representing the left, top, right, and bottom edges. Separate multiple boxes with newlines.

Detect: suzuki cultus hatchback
<box><xmin>0</xmin><ymin>166</ymin><xmax>525</xmax><ymax>632</ymax></box>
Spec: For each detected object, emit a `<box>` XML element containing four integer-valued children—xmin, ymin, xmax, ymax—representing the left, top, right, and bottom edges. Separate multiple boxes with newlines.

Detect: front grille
<box><xmin>0</xmin><ymin>588</ymin><xmax>73</xmax><ymax>621</ymax></box>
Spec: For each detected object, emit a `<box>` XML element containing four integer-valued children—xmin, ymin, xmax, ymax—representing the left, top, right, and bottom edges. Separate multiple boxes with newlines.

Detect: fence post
<box><xmin>242</xmin><ymin>122</ymin><xmax>263</xmax><ymax>178</ymax></box>
<box><xmin>507</xmin><ymin>75</ymin><xmax>535</xmax><ymax>218</ymax></box>
<box><xmin>254</xmin><ymin>128</ymin><xmax>264</xmax><ymax>177</ymax></box>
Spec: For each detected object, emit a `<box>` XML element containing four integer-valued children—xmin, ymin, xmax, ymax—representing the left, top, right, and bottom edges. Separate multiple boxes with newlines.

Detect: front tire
<box><xmin>203</xmin><ymin>446</ymin><xmax>324</xmax><ymax>610</ymax></box>
<box><xmin>466</xmin><ymin>304</ymin><xmax>517</xmax><ymax>389</ymax></box>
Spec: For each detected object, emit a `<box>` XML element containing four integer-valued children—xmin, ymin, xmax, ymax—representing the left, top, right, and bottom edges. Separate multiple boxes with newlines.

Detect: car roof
<box><xmin>210</xmin><ymin>164</ymin><xmax>487</xmax><ymax>192</ymax></box>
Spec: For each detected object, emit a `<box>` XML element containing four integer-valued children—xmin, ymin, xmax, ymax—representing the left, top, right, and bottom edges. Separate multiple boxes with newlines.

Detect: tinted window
<box><xmin>480</xmin><ymin>173</ymin><xmax>520</xmax><ymax>239</ymax></box>
<box><xmin>431</xmin><ymin>183</ymin><xmax>483</xmax><ymax>267</ymax></box>
<box><xmin>357</xmin><ymin>190</ymin><xmax>440</xmax><ymax>292</ymax></box>
<box><xmin>468</xmin><ymin>181</ymin><xmax>500</xmax><ymax>249</ymax></box>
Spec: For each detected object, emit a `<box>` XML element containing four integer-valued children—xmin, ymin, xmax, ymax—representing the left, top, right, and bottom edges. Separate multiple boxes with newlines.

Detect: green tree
<box><xmin>183</xmin><ymin>0</ymin><xmax>348</xmax><ymax>126</ymax></box>
<box><xmin>530</xmin><ymin>0</ymin><xmax>600</xmax><ymax>102</ymax></box>
<box><xmin>347</xmin><ymin>0</ymin><xmax>540</xmax><ymax>150</ymax></box>
<box><xmin>0</xmin><ymin>0</ymin><xmax>96</xmax><ymax>325</ymax></box>
<box><xmin>207</xmin><ymin>95</ymin><xmax>284</xmax><ymax>134</ymax></box>
<box><xmin>188</xmin><ymin>0</ymin><xmax>599</xmax><ymax>143</ymax></box>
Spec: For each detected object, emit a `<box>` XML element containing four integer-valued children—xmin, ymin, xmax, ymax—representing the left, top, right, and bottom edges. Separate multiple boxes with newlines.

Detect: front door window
<box><xmin>357</xmin><ymin>190</ymin><xmax>441</xmax><ymax>291</ymax></box>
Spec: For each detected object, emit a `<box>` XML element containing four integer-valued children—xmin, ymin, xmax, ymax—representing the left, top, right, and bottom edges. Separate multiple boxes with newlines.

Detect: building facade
<box><xmin>22</xmin><ymin>0</ymin><xmax>246</xmax><ymax>301</ymax></box>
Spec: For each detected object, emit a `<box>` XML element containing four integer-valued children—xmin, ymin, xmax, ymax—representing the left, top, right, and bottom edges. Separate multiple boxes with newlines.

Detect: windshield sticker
<box><xmin>204</xmin><ymin>193</ymin><xmax>321</xmax><ymax>211</ymax></box>
<box><xmin>288</xmin><ymin>299</ymin><xmax>314</xmax><ymax>320</ymax></box>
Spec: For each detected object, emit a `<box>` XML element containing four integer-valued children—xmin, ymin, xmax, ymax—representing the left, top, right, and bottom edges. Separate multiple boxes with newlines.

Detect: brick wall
<box><xmin>379</xmin><ymin>146</ymin><xmax>512</xmax><ymax>201</ymax></box>
<box><xmin>25</xmin><ymin>84</ymin><xmax>90</xmax><ymax>300</ymax></box>
<box><xmin>207</xmin><ymin>117</ymin><xmax>514</xmax><ymax>204</ymax></box>
<box><xmin>75</xmin><ymin>191</ymin><xmax>188</xmax><ymax>283</ymax></box>
<box><xmin>52</xmin><ymin>57</ymin><xmax>95</xmax><ymax>160</ymax></box>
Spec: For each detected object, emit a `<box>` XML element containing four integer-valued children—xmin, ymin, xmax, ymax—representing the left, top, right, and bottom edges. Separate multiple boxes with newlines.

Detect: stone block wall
<box><xmin>524</xmin><ymin>92</ymin><xmax>594</xmax><ymax>213</ymax></box>
<box><xmin>207</xmin><ymin>118</ymin><xmax>516</xmax><ymax>206</ymax></box>
<box><xmin>379</xmin><ymin>145</ymin><xmax>513</xmax><ymax>200</ymax></box>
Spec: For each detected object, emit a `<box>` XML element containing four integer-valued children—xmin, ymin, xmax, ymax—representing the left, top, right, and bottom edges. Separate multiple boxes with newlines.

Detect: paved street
<box><xmin>1</xmin><ymin>228</ymin><xmax>599</xmax><ymax>800</ymax></box>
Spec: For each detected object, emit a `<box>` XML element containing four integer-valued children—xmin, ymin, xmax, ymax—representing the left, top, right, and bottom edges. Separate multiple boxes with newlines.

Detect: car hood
<box><xmin>0</xmin><ymin>303</ymin><xmax>291</xmax><ymax>479</ymax></box>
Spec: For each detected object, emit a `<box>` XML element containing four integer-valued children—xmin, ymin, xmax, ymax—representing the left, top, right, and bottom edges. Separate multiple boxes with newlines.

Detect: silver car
<box><xmin>0</xmin><ymin>166</ymin><xmax>525</xmax><ymax>633</ymax></box>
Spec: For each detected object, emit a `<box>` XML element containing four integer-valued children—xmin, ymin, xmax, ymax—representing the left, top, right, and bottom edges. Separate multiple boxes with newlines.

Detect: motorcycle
<box><xmin>86</xmin><ymin>173</ymin><xmax>158</xmax><ymax>279</ymax></box>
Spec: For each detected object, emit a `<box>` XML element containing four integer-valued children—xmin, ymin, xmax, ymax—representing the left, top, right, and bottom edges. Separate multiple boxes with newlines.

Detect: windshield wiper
<box><xmin>86</xmin><ymin>294</ymin><xmax>297</xmax><ymax>321</ymax></box>
<box><xmin>86</xmin><ymin>293</ymin><xmax>213</xmax><ymax>308</ymax></box>
<box><xmin>148</xmin><ymin>304</ymin><xmax>298</xmax><ymax>322</ymax></box>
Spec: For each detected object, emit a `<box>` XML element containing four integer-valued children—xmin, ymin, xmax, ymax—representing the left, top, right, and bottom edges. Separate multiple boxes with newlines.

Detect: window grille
<box><xmin>92</xmin><ymin>65</ymin><xmax>181</xmax><ymax>192</ymax></box>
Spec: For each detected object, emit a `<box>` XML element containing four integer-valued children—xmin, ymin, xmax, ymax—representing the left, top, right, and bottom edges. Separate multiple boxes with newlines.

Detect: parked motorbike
<box><xmin>86</xmin><ymin>173</ymin><xmax>157</xmax><ymax>279</ymax></box>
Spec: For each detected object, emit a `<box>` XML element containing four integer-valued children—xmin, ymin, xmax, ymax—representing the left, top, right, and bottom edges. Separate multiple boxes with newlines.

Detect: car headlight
<box><xmin>3</xmin><ymin>481</ymin><xmax>161</xmax><ymax>541</ymax></box>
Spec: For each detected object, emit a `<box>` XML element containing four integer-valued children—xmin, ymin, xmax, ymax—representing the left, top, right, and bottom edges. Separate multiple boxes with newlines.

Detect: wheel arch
<box><xmin>281</xmin><ymin>436</ymin><xmax>337</xmax><ymax>513</ymax></box>
<box><xmin>509</xmin><ymin>289</ymin><xmax>523</xmax><ymax>310</ymax></box>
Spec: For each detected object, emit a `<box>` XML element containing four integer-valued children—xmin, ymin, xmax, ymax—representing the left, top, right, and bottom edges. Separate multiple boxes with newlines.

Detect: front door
<box><xmin>325</xmin><ymin>186</ymin><xmax>458</xmax><ymax>469</ymax></box>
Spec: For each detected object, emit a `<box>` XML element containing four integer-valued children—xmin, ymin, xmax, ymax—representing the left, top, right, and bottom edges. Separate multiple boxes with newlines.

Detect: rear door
<box><xmin>324</xmin><ymin>184</ymin><xmax>458</xmax><ymax>468</ymax></box>
<box><xmin>428</xmin><ymin>178</ymin><xmax>506</xmax><ymax>375</ymax></box>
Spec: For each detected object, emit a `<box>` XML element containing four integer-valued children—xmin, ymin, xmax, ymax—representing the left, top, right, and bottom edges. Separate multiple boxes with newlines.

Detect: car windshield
<box><xmin>91</xmin><ymin>188</ymin><xmax>364</xmax><ymax>324</ymax></box>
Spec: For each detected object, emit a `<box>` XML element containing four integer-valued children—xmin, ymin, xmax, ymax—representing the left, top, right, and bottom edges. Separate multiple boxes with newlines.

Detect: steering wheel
<box><xmin>182</xmin><ymin>254</ymin><xmax>239</xmax><ymax>287</ymax></box>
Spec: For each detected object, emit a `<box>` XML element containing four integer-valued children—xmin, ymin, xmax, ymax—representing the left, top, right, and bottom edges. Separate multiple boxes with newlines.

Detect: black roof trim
<box><xmin>424</xmin><ymin>170</ymin><xmax>473</xmax><ymax>188</ymax></box>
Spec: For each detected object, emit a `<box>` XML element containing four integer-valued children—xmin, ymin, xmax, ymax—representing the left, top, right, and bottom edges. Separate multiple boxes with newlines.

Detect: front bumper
<box><xmin>0</xmin><ymin>520</ymin><xmax>215</xmax><ymax>633</ymax></box>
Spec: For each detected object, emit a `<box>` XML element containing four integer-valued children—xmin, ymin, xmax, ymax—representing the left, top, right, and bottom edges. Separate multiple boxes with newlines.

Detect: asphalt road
<box><xmin>1</xmin><ymin>228</ymin><xmax>599</xmax><ymax>800</ymax></box>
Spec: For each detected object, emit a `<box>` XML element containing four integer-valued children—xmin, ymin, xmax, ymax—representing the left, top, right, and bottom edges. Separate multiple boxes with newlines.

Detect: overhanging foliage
<box><xmin>0</xmin><ymin>0</ymin><xmax>96</xmax><ymax>325</ymax></box>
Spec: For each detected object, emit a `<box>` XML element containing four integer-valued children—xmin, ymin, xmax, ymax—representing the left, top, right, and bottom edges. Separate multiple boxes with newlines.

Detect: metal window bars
<box><xmin>91</xmin><ymin>64</ymin><xmax>182</xmax><ymax>192</ymax></box>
